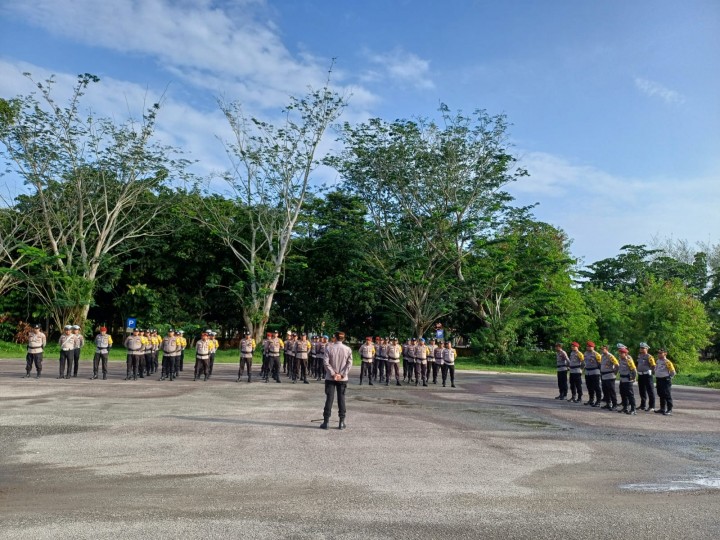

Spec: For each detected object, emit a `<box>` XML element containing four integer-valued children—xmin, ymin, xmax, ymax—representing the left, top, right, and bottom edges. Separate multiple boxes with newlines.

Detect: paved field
<box><xmin>1</xmin><ymin>358</ymin><xmax>719</xmax><ymax>539</ymax></box>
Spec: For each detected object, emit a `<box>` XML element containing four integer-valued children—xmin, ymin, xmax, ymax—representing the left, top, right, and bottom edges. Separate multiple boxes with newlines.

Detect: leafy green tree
<box><xmin>0</xmin><ymin>73</ymin><xmax>186</xmax><ymax>329</ymax></box>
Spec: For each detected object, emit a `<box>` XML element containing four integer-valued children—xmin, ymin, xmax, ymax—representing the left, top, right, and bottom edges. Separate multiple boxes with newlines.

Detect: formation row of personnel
<box><xmin>555</xmin><ymin>341</ymin><xmax>677</xmax><ymax>416</ymax></box>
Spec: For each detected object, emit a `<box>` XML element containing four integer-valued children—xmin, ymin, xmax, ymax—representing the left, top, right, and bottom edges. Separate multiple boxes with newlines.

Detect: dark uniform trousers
<box><xmin>195</xmin><ymin>356</ymin><xmax>209</xmax><ymax>379</ymax></box>
<box><xmin>431</xmin><ymin>363</ymin><xmax>440</xmax><ymax>383</ymax></box>
<box><xmin>145</xmin><ymin>353</ymin><xmax>153</xmax><ymax>375</ymax></box>
<box><xmin>208</xmin><ymin>352</ymin><xmax>215</xmax><ymax>377</ymax></box>
<box><xmin>601</xmin><ymin>378</ymin><xmax>618</xmax><ymax>407</ymax></box>
<box><xmin>239</xmin><ymin>357</ymin><xmax>252</xmax><ymax>380</ymax></box>
<box><xmin>72</xmin><ymin>349</ymin><xmax>81</xmax><ymax>376</ymax></box>
<box><xmin>637</xmin><ymin>373</ymin><xmax>655</xmax><ymax>409</ymax></box>
<box><xmin>377</xmin><ymin>359</ymin><xmax>387</xmax><ymax>381</ymax></box>
<box><xmin>656</xmin><ymin>377</ymin><xmax>673</xmax><ymax>412</ymax></box>
<box><xmin>296</xmin><ymin>357</ymin><xmax>308</xmax><ymax>381</ymax></box>
<box><xmin>93</xmin><ymin>353</ymin><xmax>108</xmax><ymax>376</ymax></box>
<box><xmin>441</xmin><ymin>364</ymin><xmax>455</xmax><ymax>385</ymax></box>
<box><xmin>163</xmin><ymin>354</ymin><xmax>177</xmax><ymax>379</ymax></box>
<box><xmin>60</xmin><ymin>350</ymin><xmax>74</xmax><ymax>378</ymax></box>
<box><xmin>323</xmin><ymin>380</ymin><xmax>347</xmax><ymax>421</ymax></box>
<box><xmin>386</xmin><ymin>361</ymin><xmax>400</xmax><ymax>383</ymax></box>
<box><xmin>413</xmin><ymin>361</ymin><xmax>427</xmax><ymax>383</ymax></box>
<box><xmin>569</xmin><ymin>372</ymin><xmax>583</xmax><ymax>398</ymax></box>
<box><xmin>557</xmin><ymin>371</ymin><xmax>568</xmax><ymax>397</ymax></box>
<box><xmin>619</xmin><ymin>379</ymin><xmax>636</xmax><ymax>410</ymax></box>
<box><xmin>359</xmin><ymin>361</ymin><xmax>373</xmax><ymax>382</ymax></box>
<box><xmin>585</xmin><ymin>374</ymin><xmax>601</xmax><ymax>402</ymax></box>
<box><xmin>26</xmin><ymin>353</ymin><xmax>43</xmax><ymax>375</ymax></box>
<box><xmin>178</xmin><ymin>349</ymin><xmax>184</xmax><ymax>373</ymax></box>
<box><xmin>269</xmin><ymin>355</ymin><xmax>281</xmax><ymax>381</ymax></box>
<box><xmin>126</xmin><ymin>353</ymin><xmax>142</xmax><ymax>378</ymax></box>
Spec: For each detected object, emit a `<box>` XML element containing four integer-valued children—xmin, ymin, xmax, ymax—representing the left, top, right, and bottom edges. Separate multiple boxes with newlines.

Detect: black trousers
<box><xmin>442</xmin><ymin>364</ymin><xmax>455</xmax><ymax>385</ymax></box>
<box><xmin>208</xmin><ymin>353</ymin><xmax>215</xmax><ymax>376</ymax></box>
<box><xmin>637</xmin><ymin>373</ymin><xmax>655</xmax><ymax>408</ymax></box>
<box><xmin>569</xmin><ymin>372</ymin><xmax>583</xmax><ymax>398</ymax></box>
<box><xmin>93</xmin><ymin>353</ymin><xmax>108</xmax><ymax>375</ymax></box>
<box><xmin>239</xmin><ymin>357</ymin><xmax>252</xmax><ymax>378</ymax></box>
<box><xmin>432</xmin><ymin>363</ymin><xmax>440</xmax><ymax>382</ymax></box>
<box><xmin>145</xmin><ymin>353</ymin><xmax>153</xmax><ymax>374</ymax></box>
<box><xmin>602</xmin><ymin>379</ymin><xmax>617</xmax><ymax>406</ymax></box>
<box><xmin>387</xmin><ymin>361</ymin><xmax>400</xmax><ymax>382</ymax></box>
<box><xmin>557</xmin><ymin>370</ymin><xmax>568</xmax><ymax>396</ymax></box>
<box><xmin>402</xmin><ymin>358</ymin><xmax>408</xmax><ymax>378</ymax></box>
<box><xmin>619</xmin><ymin>380</ymin><xmax>636</xmax><ymax>410</ymax></box>
<box><xmin>126</xmin><ymin>353</ymin><xmax>142</xmax><ymax>377</ymax></box>
<box><xmin>323</xmin><ymin>380</ymin><xmax>347</xmax><ymax>420</ymax></box>
<box><xmin>178</xmin><ymin>350</ymin><xmax>184</xmax><ymax>373</ymax></box>
<box><xmin>72</xmin><ymin>348</ymin><xmax>81</xmax><ymax>376</ymax></box>
<box><xmin>26</xmin><ymin>353</ymin><xmax>43</xmax><ymax>374</ymax></box>
<box><xmin>414</xmin><ymin>362</ymin><xmax>427</xmax><ymax>382</ymax></box>
<box><xmin>360</xmin><ymin>361</ymin><xmax>373</xmax><ymax>382</ymax></box>
<box><xmin>407</xmin><ymin>362</ymin><xmax>415</xmax><ymax>381</ymax></box>
<box><xmin>60</xmin><ymin>350</ymin><xmax>74</xmax><ymax>377</ymax></box>
<box><xmin>296</xmin><ymin>357</ymin><xmax>308</xmax><ymax>381</ymax></box>
<box><xmin>269</xmin><ymin>356</ymin><xmax>281</xmax><ymax>381</ymax></box>
<box><xmin>162</xmin><ymin>354</ymin><xmax>176</xmax><ymax>378</ymax></box>
<box><xmin>377</xmin><ymin>359</ymin><xmax>387</xmax><ymax>381</ymax></box>
<box><xmin>195</xmin><ymin>357</ymin><xmax>209</xmax><ymax>378</ymax></box>
<box><xmin>656</xmin><ymin>377</ymin><xmax>673</xmax><ymax>411</ymax></box>
<box><xmin>584</xmin><ymin>373</ymin><xmax>601</xmax><ymax>402</ymax></box>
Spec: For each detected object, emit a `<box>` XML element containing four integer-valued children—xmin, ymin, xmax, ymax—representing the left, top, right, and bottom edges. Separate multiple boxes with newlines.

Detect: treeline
<box><xmin>0</xmin><ymin>74</ymin><xmax>716</xmax><ymax>369</ymax></box>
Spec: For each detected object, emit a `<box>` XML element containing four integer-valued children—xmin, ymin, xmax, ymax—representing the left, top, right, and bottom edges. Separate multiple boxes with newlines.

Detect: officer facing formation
<box><xmin>320</xmin><ymin>331</ymin><xmax>353</xmax><ymax>430</ymax></box>
<box><xmin>194</xmin><ymin>331</ymin><xmax>211</xmax><ymax>381</ymax></box>
<box><xmin>358</xmin><ymin>336</ymin><xmax>375</xmax><ymax>386</ymax></box>
<box><xmin>238</xmin><ymin>331</ymin><xmax>255</xmax><ymax>382</ymax></box>
<box><xmin>25</xmin><ymin>324</ymin><xmax>47</xmax><ymax>378</ymax></box>
<box><xmin>160</xmin><ymin>329</ymin><xmax>181</xmax><ymax>381</ymax></box>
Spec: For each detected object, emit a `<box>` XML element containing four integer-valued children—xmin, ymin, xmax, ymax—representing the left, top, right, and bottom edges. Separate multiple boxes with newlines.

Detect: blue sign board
<box><xmin>126</xmin><ymin>317</ymin><xmax>137</xmax><ymax>329</ymax></box>
<box><xmin>435</xmin><ymin>329</ymin><xmax>444</xmax><ymax>340</ymax></box>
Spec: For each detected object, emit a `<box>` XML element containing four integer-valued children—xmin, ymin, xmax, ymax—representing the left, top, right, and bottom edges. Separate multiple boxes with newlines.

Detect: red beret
<box><xmin>586</xmin><ymin>341</ymin><xmax>595</xmax><ymax>348</ymax></box>
<box><xmin>365</xmin><ymin>336</ymin><xmax>372</xmax><ymax>340</ymax></box>
<box><xmin>571</xmin><ymin>342</ymin><xmax>580</xmax><ymax>347</ymax></box>
<box><xmin>100</xmin><ymin>326</ymin><xmax>107</xmax><ymax>332</ymax></box>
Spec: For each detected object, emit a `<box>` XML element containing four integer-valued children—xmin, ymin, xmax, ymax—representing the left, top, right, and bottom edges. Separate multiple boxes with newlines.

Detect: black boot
<box><xmin>36</xmin><ymin>371</ymin><xmax>41</xmax><ymax>379</ymax></box>
<box><xmin>338</xmin><ymin>419</ymin><xmax>346</xmax><ymax>430</ymax></box>
<box><xmin>320</xmin><ymin>420</ymin><xmax>329</xmax><ymax>430</ymax></box>
<box><xmin>102</xmin><ymin>373</ymin><xmax>107</xmax><ymax>380</ymax></box>
<box><xmin>24</xmin><ymin>371</ymin><xmax>31</xmax><ymax>378</ymax></box>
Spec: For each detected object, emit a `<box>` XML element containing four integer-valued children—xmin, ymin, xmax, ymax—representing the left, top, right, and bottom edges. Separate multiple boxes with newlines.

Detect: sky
<box><xmin>0</xmin><ymin>0</ymin><xmax>718</xmax><ymax>264</ymax></box>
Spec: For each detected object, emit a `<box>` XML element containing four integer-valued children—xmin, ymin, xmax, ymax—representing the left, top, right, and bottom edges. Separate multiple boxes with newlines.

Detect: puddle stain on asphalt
<box><xmin>621</xmin><ymin>475</ymin><xmax>720</xmax><ymax>492</ymax></box>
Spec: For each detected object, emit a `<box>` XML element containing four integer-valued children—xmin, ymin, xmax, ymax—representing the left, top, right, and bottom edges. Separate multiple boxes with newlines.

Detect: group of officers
<box><xmin>23</xmin><ymin>325</ymin><xmax>460</xmax><ymax>389</ymax></box>
<box><xmin>555</xmin><ymin>341</ymin><xmax>677</xmax><ymax>416</ymax></box>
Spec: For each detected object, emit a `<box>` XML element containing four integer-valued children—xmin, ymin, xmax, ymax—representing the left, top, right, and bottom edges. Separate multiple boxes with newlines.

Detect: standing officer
<box><xmin>71</xmin><ymin>324</ymin><xmax>84</xmax><ymax>377</ymax></box>
<box><xmin>402</xmin><ymin>338</ymin><xmax>411</xmax><ymax>382</ymax></box>
<box><xmin>295</xmin><ymin>333</ymin><xmax>311</xmax><ymax>384</ymax></box>
<box><xmin>91</xmin><ymin>326</ymin><xmax>113</xmax><ymax>380</ymax></box>
<box><xmin>441</xmin><ymin>340</ymin><xmax>456</xmax><ymax>388</ymax></box>
<box><xmin>636</xmin><ymin>342</ymin><xmax>656</xmax><ymax>411</ymax></box>
<box><xmin>284</xmin><ymin>332</ymin><xmax>296</xmax><ymax>380</ymax></box>
<box><xmin>25</xmin><ymin>324</ymin><xmax>46</xmax><ymax>378</ymax></box>
<box><xmin>432</xmin><ymin>339</ymin><xmax>444</xmax><ymax>384</ymax></box>
<box><xmin>320</xmin><ymin>331</ymin><xmax>353</xmax><ymax>430</ymax></box>
<box><xmin>617</xmin><ymin>345</ymin><xmax>637</xmax><ymax>415</ymax></box>
<box><xmin>194</xmin><ymin>331</ymin><xmax>211</xmax><ymax>381</ymax></box>
<box><xmin>58</xmin><ymin>325</ymin><xmax>76</xmax><ymax>379</ymax></box>
<box><xmin>260</xmin><ymin>332</ymin><xmax>271</xmax><ymax>380</ymax></box>
<box><xmin>160</xmin><ymin>329</ymin><xmax>180</xmax><ymax>381</ymax></box>
<box><xmin>654</xmin><ymin>348</ymin><xmax>676</xmax><ymax>416</ymax></box>
<box><xmin>176</xmin><ymin>330</ymin><xmax>187</xmax><ymax>376</ymax></box>
<box><xmin>376</xmin><ymin>337</ymin><xmax>388</xmax><ymax>384</ymax></box>
<box><xmin>266</xmin><ymin>330</ymin><xmax>283</xmax><ymax>383</ymax></box>
<box><xmin>554</xmin><ymin>343</ymin><xmax>570</xmax><ymax>399</ymax></box>
<box><xmin>143</xmin><ymin>329</ymin><xmax>154</xmax><ymax>377</ymax></box>
<box><xmin>414</xmin><ymin>338</ymin><xmax>429</xmax><ymax>386</ymax></box>
<box><xmin>567</xmin><ymin>342</ymin><xmax>584</xmax><ymax>403</ymax></box>
<box><xmin>123</xmin><ymin>328</ymin><xmax>143</xmax><ymax>380</ymax></box>
<box><xmin>407</xmin><ymin>337</ymin><xmax>417</xmax><ymax>384</ymax></box>
<box><xmin>599</xmin><ymin>345</ymin><xmax>619</xmax><ymax>410</ymax></box>
<box><xmin>359</xmin><ymin>336</ymin><xmax>375</xmax><ymax>385</ymax></box>
<box><xmin>316</xmin><ymin>335</ymin><xmax>328</xmax><ymax>380</ymax></box>
<box><xmin>238</xmin><ymin>331</ymin><xmax>255</xmax><ymax>382</ymax></box>
<box><xmin>386</xmin><ymin>337</ymin><xmax>402</xmax><ymax>386</ymax></box>
<box><xmin>583</xmin><ymin>341</ymin><xmax>602</xmax><ymax>406</ymax></box>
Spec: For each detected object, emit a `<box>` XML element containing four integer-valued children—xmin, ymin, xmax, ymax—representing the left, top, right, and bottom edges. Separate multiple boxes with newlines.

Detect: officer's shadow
<box><xmin>170</xmin><ymin>415</ymin><xmax>319</xmax><ymax>430</ymax></box>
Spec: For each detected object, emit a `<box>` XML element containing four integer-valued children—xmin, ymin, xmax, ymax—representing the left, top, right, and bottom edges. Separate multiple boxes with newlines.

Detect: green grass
<box><xmin>1</xmin><ymin>341</ymin><xmax>718</xmax><ymax>388</ymax></box>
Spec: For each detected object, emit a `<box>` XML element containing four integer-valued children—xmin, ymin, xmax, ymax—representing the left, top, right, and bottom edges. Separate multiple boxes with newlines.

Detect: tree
<box><xmin>0</xmin><ymin>73</ymin><xmax>185</xmax><ymax>329</ymax></box>
<box><xmin>333</xmin><ymin>105</ymin><xmax>528</xmax><ymax>332</ymax></box>
<box><xmin>195</xmin><ymin>77</ymin><xmax>346</xmax><ymax>342</ymax></box>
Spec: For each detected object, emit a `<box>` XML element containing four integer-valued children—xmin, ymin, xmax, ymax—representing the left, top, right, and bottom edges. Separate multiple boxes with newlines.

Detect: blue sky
<box><xmin>1</xmin><ymin>0</ymin><xmax>718</xmax><ymax>263</ymax></box>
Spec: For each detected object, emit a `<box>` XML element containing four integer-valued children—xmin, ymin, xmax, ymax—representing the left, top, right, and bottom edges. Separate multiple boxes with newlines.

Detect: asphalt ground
<box><xmin>1</xmin><ymin>358</ymin><xmax>719</xmax><ymax>540</ymax></box>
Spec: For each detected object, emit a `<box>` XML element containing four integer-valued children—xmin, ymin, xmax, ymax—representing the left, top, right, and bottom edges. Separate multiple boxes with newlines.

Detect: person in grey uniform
<box><xmin>91</xmin><ymin>326</ymin><xmax>113</xmax><ymax>380</ymax></box>
<box><xmin>238</xmin><ymin>331</ymin><xmax>255</xmax><ymax>382</ymax></box>
<box><xmin>25</xmin><ymin>324</ymin><xmax>46</xmax><ymax>378</ymax></box>
<box><xmin>320</xmin><ymin>331</ymin><xmax>353</xmax><ymax>430</ymax></box>
<box><xmin>636</xmin><ymin>342</ymin><xmax>656</xmax><ymax>411</ymax></box>
<box><xmin>567</xmin><ymin>342</ymin><xmax>584</xmax><ymax>403</ymax></box>
<box><xmin>441</xmin><ymin>341</ymin><xmax>456</xmax><ymax>388</ymax></box>
<box><xmin>71</xmin><ymin>325</ymin><xmax>84</xmax><ymax>377</ymax></box>
<box><xmin>358</xmin><ymin>336</ymin><xmax>375</xmax><ymax>386</ymax></box>
<box><xmin>123</xmin><ymin>328</ymin><xmax>143</xmax><ymax>381</ymax></box>
<box><xmin>386</xmin><ymin>337</ymin><xmax>402</xmax><ymax>386</ymax></box>
<box><xmin>654</xmin><ymin>348</ymin><xmax>676</xmax><ymax>416</ymax></box>
<box><xmin>160</xmin><ymin>329</ymin><xmax>180</xmax><ymax>381</ymax></box>
<box><xmin>58</xmin><ymin>325</ymin><xmax>76</xmax><ymax>379</ymax></box>
<box><xmin>583</xmin><ymin>341</ymin><xmax>602</xmax><ymax>406</ymax></box>
<box><xmin>432</xmin><ymin>340</ymin><xmax>444</xmax><ymax>384</ymax></box>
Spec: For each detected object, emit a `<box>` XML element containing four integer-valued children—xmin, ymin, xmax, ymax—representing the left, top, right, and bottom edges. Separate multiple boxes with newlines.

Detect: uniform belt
<box><xmin>361</xmin><ymin>357</ymin><xmax>373</xmax><ymax>360</ymax></box>
<box><xmin>619</xmin><ymin>376</ymin><xmax>632</xmax><ymax>380</ymax></box>
<box><xmin>638</xmin><ymin>370</ymin><xmax>652</xmax><ymax>375</ymax></box>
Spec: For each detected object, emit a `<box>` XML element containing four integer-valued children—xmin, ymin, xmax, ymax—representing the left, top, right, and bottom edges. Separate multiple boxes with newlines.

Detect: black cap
<box><xmin>32</xmin><ymin>323</ymin><xmax>41</xmax><ymax>329</ymax></box>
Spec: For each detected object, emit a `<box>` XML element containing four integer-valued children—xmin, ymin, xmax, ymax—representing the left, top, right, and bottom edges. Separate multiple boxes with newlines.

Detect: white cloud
<box><xmin>634</xmin><ymin>77</ymin><xmax>685</xmax><ymax>105</ymax></box>
<box><xmin>510</xmin><ymin>151</ymin><xmax>720</xmax><ymax>262</ymax></box>
<box><xmin>2</xmin><ymin>0</ymin><xmax>378</xmax><ymax>110</ymax></box>
<box><xmin>363</xmin><ymin>47</ymin><xmax>435</xmax><ymax>90</ymax></box>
